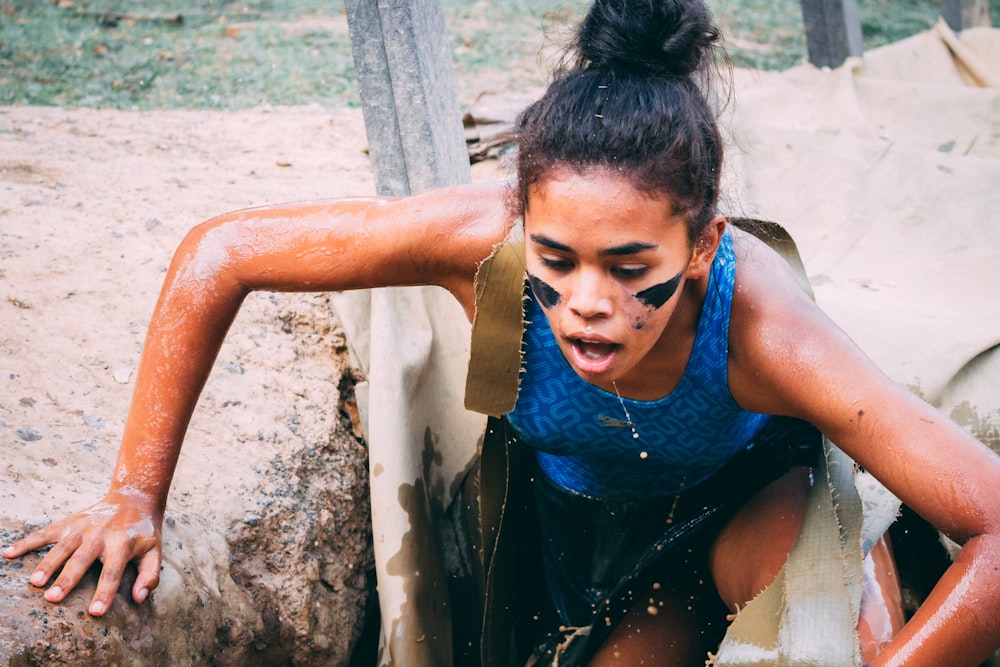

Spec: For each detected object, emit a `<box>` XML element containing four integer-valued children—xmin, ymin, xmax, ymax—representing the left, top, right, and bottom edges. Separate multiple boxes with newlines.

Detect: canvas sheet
<box><xmin>338</xmin><ymin>19</ymin><xmax>1000</xmax><ymax>666</ymax></box>
<box><xmin>724</xmin><ymin>20</ymin><xmax>1000</xmax><ymax>422</ymax></box>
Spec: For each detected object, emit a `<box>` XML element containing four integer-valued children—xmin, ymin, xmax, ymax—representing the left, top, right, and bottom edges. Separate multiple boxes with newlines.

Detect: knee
<box><xmin>708</xmin><ymin>467</ymin><xmax>811</xmax><ymax>610</ymax></box>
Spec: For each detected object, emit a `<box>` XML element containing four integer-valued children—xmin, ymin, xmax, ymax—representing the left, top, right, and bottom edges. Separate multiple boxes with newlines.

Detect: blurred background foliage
<box><xmin>0</xmin><ymin>0</ymin><xmax>994</xmax><ymax>109</ymax></box>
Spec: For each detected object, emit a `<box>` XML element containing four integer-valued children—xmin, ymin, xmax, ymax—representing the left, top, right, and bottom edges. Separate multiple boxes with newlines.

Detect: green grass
<box><xmin>0</xmin><ymin>1</ymin><xmax>358</xmax><ymax>108</ymax></box>
<box><xmin>0</xmin><ymin>0</ymin><xmax>995</xmax><ymax>109</ymax></box>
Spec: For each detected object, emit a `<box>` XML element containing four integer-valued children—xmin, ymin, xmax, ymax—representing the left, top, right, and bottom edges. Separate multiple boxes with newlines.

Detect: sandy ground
<box><xmin>0</xmin><ymin>104</ymin><xmax>514</xmax><ymax>665</ymax></box>
<box><xmin>0</xmin><ymin>107</ymin><xmax>373</xmax><ymax>517</ymax></box>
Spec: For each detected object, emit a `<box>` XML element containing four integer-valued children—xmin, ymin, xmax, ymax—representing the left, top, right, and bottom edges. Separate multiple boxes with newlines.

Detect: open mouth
<box><xmin>577</xmin><ymin>340</ymin><xmax>617</xmax><ymax>360</ymax></box>
<box><xmin>569</xmin><ymin>338</ymin><xmax>620</xmax><ymax>373</ymax></box>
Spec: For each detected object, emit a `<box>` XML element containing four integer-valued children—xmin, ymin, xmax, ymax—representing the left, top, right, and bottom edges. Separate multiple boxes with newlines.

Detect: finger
<box><xmin>2</xmin><ymin>526</ymin><xmax>60</xmax><ymax>559</ymax></box>
<box><xmin>28</xmin><ymin>533</ymin><xmax>83</xmax><ymax>589</ymax></box>
<box><xmin>133</xmin><ymin>547</ymin><xmax>162</xmax><ymax>604</ymax></box>
<box><xmin>88</xmin><ymin>549</ymin><xmax>130</xmax><ymax>616</ymax></box>
<box><xmin>43</xmin><ymin>542</ymin><xmax>101</xmax><ymax>604</ymax></box>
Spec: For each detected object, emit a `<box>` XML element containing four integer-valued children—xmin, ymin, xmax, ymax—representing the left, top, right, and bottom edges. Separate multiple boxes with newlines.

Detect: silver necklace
<box><xmin>612</xmin><ymin>382</ymin><xmax>641</xmax><ymax>443</ymax></box>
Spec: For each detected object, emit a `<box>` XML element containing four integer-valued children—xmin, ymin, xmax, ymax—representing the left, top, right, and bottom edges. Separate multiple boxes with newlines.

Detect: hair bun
<box><xmin>576</xmin><ymin>0</ymin><xmax>720</xmax><ymax>77</ymax></box>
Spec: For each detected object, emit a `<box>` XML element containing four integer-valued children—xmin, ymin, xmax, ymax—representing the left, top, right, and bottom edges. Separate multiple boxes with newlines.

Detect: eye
<box><xmin>612</xmin><ymin>265</ymin><xmax>648</xmax><ymax>279</ymax></box>
<box><xmin>539</xmin><ymin>255</ymin><xmax>573</xmax><ymax>272</ymax></box>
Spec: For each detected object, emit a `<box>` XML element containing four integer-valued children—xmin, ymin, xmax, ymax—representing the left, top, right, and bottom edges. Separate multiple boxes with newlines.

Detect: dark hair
<box><xmin>513</xmin><ymin>0</ymin><xmax>725</xmax><ymax>241</ymax></box>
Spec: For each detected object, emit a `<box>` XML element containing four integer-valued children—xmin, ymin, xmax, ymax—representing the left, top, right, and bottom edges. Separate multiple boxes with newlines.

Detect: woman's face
<box><xmin>524</xmin><ymin>167</ymin><xmax>696</xmax><ymax>389</ymax></box>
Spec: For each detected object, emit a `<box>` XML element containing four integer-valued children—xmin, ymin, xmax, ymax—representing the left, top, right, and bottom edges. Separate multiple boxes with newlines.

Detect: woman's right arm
<box><xmin>2</xmin><ymin>181</ymin><xmax>513</xmax><ymax>615</ymax></box>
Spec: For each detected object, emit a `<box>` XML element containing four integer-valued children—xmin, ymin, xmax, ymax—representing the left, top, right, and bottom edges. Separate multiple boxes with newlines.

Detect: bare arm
<box><xmin>2</xmin><ymin>181</ymin><xmax>512</xmax><ymax>614</ymax></box>
<box><xmin>729</xmin><ymin>233</ymin><xmax>1000</xmax><ymax>667</ymax></box>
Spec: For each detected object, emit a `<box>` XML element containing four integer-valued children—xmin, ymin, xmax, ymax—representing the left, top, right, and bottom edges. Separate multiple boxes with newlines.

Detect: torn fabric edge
<box><xmin>713</xmin><ymin>441</ymin><xmax>865</xmax><ymax>666</ymax></box>
<box><xmin>465</xmin><ymin>223</ymin><xmax>526</xmax><ymax>416</ymax></box>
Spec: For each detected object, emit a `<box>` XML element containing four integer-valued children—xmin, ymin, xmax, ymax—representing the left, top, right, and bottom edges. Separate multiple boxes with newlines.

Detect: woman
<box><xmin>5</xmin><ymin>0</ymin><xmax>1000</xmax><ymax>665</ymax></box>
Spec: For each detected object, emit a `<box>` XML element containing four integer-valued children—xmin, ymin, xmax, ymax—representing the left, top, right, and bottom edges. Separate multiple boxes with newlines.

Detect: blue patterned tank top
<box><xmin>506</xmin><ymin>229</ymin><xmax>770</xmax><ymax>501</ymax></box>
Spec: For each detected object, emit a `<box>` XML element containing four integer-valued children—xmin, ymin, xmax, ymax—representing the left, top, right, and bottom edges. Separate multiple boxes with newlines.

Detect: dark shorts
<box><xmin>517</xmin><ymin>415</ymin><xmax>821</xmax><ymax>665</ymax></box>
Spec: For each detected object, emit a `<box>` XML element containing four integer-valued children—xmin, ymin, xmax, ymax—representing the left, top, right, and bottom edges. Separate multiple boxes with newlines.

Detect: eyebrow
<box><xmin>600</xmin><ymin>242</ymin><xmax>658</xmax><ymax>257</ymax></box>
<box><xmin>529</xmin><ymin>234</ymin><xmax>657</xmax><ymax>257</ymax></box>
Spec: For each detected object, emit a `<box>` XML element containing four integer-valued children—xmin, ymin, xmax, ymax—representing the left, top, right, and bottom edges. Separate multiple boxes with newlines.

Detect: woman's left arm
<box><xmin>730</xmin><ymin>238</ymin><xmax>1000</xmax><ymax>667</ymax></box>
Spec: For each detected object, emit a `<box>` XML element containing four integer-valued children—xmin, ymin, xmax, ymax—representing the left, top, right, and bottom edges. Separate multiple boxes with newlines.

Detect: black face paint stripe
<box><xmin>634</xmin><ymin>269</ymin><xmax>685</xmax><ymax>309</ymax></box>
<box><xmin>528</xmin><ymin>272</ymin><xmax>562</xmax><ymax>308</ymax></box>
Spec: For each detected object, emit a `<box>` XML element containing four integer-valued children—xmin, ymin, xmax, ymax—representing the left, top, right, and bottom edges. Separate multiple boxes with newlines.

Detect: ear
<box><xmin>686</xmin><ymin>216</ymin><xmax>726</xmax><ymax>280</ymax></box>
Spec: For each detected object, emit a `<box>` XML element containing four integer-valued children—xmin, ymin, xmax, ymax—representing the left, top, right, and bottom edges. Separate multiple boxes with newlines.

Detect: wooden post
<box><xmin>337</xmin><ymin>4</ymin><xmax>478</xmax><ymax>666</ymax></box>
<box><xmin>941</xmin><ymin>0</ymin><xmax>991</xmax><ymax>31</ymax></box>
<box><xmin>344</xmin><ymin>0</ymin><xmax>471</xmax><ymax>196</ymax></box>
<box><xmin>800</xmin><ymin>0</ymin><xmax>864</xmax><ymax>69</ymax></box>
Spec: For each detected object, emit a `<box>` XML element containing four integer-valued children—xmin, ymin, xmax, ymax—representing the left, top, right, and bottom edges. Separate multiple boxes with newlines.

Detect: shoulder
<box><xmin>727</xmin><ymin>224</ymin><xmax>818</xmax><ymax>336</ymax></box>
<box><xmin>432</xmin><ymin>181</ymin><xmax>520</xmax><ymax>312</ymax></box>
<box><xmin>725</xmin><ymin>225</ymin><xmax>860</xmax><ymax>416</ymax></box>
<box><xmin>725</xmin><ymin>223</ymin><xmax>912</xmax><ymax>433</ymax></box>
<box><xmin>360</xmin><ymin>180</ymin><xmax>518</xmax><ymax>311</ymax></box>
<box><xmin>376</xmin><ymin>180</ymin><xmax>516</xmax><ymax>267</ymax></box>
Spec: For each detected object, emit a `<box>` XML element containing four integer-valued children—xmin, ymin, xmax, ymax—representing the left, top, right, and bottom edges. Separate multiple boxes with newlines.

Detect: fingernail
<box><xmin>30</xmin><ymin>571</ymin><xmax>46</xmax><ymax>586</ymax></box>
<box><xmin>47</xmin><ymin>585</ymin><xmax>62</xmax><ymax>599</ymax></box>
<box><xmin>2</xmin><ymin>547</ymin><xmax>13</xmax><ymax>557</ymax></box>
<box><xmin>135</xmin><ymin>588</ymin><xmax>148</xmax><ymax>603</ymax></box>
<box><xmin>89</xmin><ymin>601</ymin><xmax>104</xmax><ymax>615</ymax></box>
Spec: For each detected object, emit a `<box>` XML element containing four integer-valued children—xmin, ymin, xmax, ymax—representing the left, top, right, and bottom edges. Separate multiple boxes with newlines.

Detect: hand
<box><xmin>2</xmin><ymin>491</ymin><xmax>163</xmax><ymax>616</ymax></box>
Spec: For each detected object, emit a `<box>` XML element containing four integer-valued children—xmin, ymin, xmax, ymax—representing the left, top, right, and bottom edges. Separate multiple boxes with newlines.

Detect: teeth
<box><xmin>577</xmin><ymin>340</ymin><xmax>614</xmax><ymax>360</ymax></box>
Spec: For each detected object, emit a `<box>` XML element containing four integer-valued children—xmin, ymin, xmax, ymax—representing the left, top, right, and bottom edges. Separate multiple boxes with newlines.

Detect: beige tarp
<box><xmin>338</xmin><ymin>19</ymin><xmax>1000</xmax><ymax>666</ymax></box>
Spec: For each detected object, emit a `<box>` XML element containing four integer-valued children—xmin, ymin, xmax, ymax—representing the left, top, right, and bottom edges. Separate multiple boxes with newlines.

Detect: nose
<box><xmin>566</xmin><ymin>268</ymin><xmax>613</xmax><ymax>320</ymax></box>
